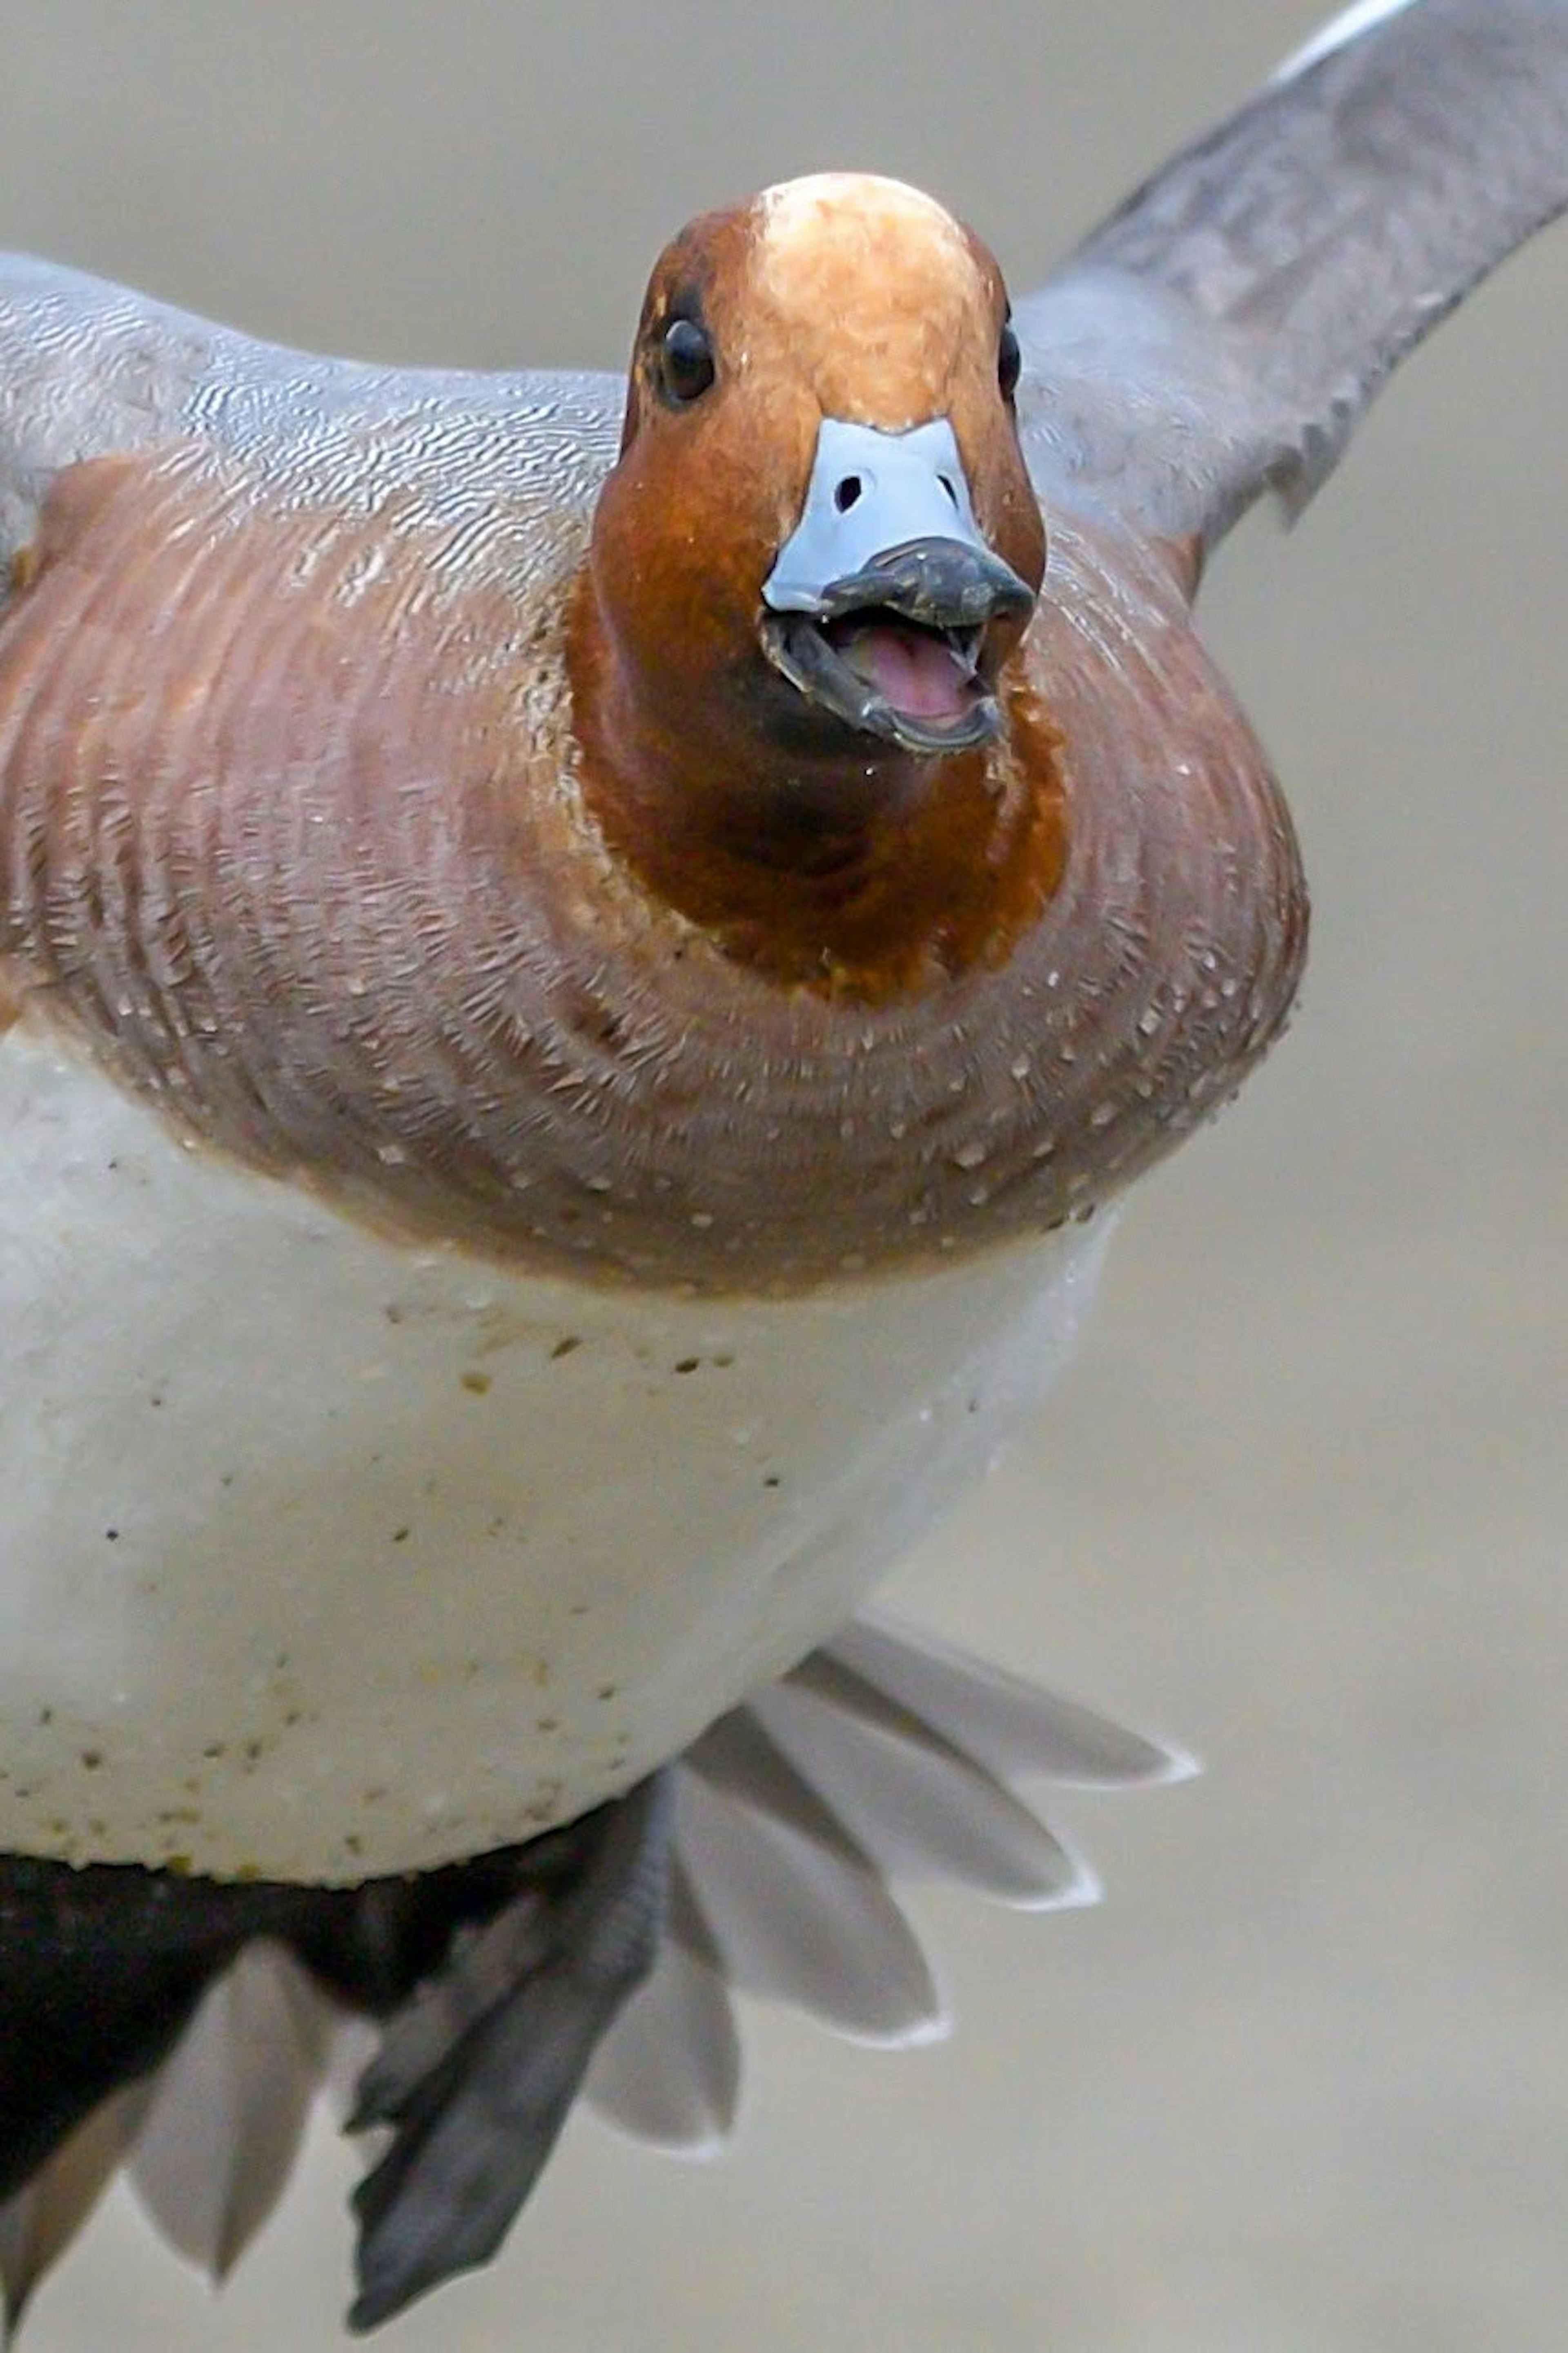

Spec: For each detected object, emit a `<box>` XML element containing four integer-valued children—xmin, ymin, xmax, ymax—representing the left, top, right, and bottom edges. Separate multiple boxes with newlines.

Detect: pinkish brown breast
<box><xmin>0</xmin><ymin>435</ymin><xmax>1305</xmax><ymax>1295</ymax></box>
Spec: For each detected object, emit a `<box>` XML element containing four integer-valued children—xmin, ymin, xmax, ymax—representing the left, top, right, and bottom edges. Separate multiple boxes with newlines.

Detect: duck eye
<box><xmin>659</xmin><ymin>316</ymin><xmax>716</xmax><ymax>406</ymax></box>
<box><xmin>998</xmin><ymin>321</ymin><xmax>1021</xmax><ymax>401</ymax></box>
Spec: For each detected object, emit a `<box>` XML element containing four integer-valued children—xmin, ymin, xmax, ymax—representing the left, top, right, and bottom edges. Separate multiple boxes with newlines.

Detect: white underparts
<box><xmin>0</xmin><ymin>1029</ymin><xmax>1110</xmax><ymax>1881</ymax></box>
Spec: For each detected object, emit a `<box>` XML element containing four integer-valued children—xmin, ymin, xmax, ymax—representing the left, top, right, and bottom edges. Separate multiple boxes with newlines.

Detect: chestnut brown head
<box><xmin>586</xmin><ymin>173</ymin><xmax>1045</xmax><ymax>787</ymax></box>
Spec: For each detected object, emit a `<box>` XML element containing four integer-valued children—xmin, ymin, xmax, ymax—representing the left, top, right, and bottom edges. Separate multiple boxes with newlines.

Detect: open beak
<box><xmin>760</xmin><ymin>416</ymin><xmax>1035</xmax><ymax>755</ymax></box>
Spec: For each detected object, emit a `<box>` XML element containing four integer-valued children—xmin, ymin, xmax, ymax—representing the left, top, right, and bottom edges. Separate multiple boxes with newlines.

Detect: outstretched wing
<box><xmin>1017</xmin><ymin>0</ymin><xmax>1568</xmax><ymax>548</ymax></box>
<box><xmin>0</xmin><ymin>254</ymin><xmax>621</xmax><ymax>573</ymax></box>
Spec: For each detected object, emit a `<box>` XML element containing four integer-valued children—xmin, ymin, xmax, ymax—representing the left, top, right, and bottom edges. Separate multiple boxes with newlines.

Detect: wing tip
<box><xmin>1003</xmin><ymin>1843</ymin><xmax>1104</xmax><ymax>1916</ymax></box>
<box><xmin>1124</xmin><ymin>1732</ymin><xmax>1202</xmax><ymax>1789</ymax></box>
<box><xmin>1272</xmin><ymin>0</ymin><xmax>1422</xmax><ymax>87</ymax></box>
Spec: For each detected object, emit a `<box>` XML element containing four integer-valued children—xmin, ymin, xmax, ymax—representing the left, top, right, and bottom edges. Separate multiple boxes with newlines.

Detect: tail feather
<box><xmin>746</xmin><ymin>1675</ymin><xmax>1093</xmax><ymax>1906</ymax></box>
<box><xmin>0</xmin><ymin>2088</ymin><xmax>145</xmax><ymax>2342</ymax></box>
<box><xmin>0</xmin><ymin>1614</ymin><xmax>1189</xmax><ymax>2333</ymax></box>
<box><xmin>810</xmin><ymin>1609</ymin><xmax>1192</xmax><ymax>1787</ymax></box>
<box><xmin>126</xmin><ymin>1941</ymin><xmax>331</xmax><ymax>2281</ymax></box>
<box><xmin>672</xmin><ymin>1761</ymin><xmax>943</xmax><ymax>2045</ymax></box>
<box><xmin>583</xmin><ymin>1861</ymin><xmax>739</xmax><ymax>2151</ymax></box>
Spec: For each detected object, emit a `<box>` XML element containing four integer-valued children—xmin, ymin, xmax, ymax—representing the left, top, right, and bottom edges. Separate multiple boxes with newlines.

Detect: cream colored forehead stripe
<box><xmin>756</xmin><ymin>172</ymin><xmax>971</xmax><ymax>293</ymax></box>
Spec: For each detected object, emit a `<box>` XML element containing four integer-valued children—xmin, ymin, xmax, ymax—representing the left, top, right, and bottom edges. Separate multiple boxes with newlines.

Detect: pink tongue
<box><xmin>835</xmin><ymin>619</ymin><xmax>972</xmax><ymax>721</ymax></box>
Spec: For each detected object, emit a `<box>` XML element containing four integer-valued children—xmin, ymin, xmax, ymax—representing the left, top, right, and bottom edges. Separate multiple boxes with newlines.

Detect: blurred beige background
<box><xmin>5</xmin><ymin>3</ymin><xmax>1564</xmax><ymax>2347</ymax></box>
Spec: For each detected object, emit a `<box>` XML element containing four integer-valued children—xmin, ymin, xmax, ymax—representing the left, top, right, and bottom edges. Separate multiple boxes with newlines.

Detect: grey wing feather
<box><xmin>0</xmin><ymin>254</ymin><xmax>622</xmax><ymax>563</ymax></box>
<box><xmin>1018</xmin><ymin>0</ymin><xmax>1568</xmax><ymax>547</ymax></box>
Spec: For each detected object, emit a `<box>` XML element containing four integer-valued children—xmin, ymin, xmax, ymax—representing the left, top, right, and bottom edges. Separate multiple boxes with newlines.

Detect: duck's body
<box><xmin>0</xmin><ymin>1021</ymin><xmax>1110</xmax><ymax>1879</ymax></box>
<box><xmin>0</xmin><ymin>225</ymin><xmax>1298</xmax><ymax>1883</ymax></box>
<box><xmin>1</xmin><ymin>0</ymin><xmax>1565</xmax><ymax>2334</ymax></box>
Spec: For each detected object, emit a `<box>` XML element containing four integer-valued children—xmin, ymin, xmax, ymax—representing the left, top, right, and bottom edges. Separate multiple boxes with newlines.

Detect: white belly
<box><xmin>0</xmin><ymin>1031</ymin><xmax>1109</xmax><ymax>1881</ymax></box>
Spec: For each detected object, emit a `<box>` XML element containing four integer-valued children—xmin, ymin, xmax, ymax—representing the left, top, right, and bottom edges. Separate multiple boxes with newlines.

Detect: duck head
<box><xmin>577</xmin><ymin>173</ymin><xmax>1046</xmax><ymax>869</ymax></box>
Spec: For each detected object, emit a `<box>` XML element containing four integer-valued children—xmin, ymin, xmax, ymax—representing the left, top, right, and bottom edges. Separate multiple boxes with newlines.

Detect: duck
<box><xmin>1</xmin><ymin>0</ymin><xmax>1564</xmax><ymax>2335</ymax></box>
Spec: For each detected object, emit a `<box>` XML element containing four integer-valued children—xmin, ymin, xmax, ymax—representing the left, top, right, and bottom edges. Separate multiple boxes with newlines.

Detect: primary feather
<box><xmin>1018</xmin><ymin>0</ymin><xmax>1568</xmax><ymax>545</ymax></box>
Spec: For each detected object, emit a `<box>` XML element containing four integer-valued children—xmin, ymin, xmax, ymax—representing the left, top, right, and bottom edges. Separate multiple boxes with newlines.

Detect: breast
<box><xmin>0</xmin><ymin>1028</ymin><xmax>1109</xmax><ymax>1882</ymax></box>
<box><xmin>0</xmin><ymin>438</ymin><xmax>1303</xmax><ymax>1297</ymax></box>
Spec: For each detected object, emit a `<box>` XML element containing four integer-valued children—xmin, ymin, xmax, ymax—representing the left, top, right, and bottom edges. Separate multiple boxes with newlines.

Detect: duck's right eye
<box><xmin>659</xmin><ymin>317</ymin><xmax>717</xmax><ymax>406</ymax></box>
<box><xmin>998</xmin><ymin>320</ymin><xmax>1021</xmax><ymax>401</ymax></box>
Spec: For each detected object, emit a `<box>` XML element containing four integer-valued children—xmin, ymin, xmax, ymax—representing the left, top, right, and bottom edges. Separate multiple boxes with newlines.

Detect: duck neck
<box><xmin>566</xmin><ymin>568</ymin><xmax>1069</xmax><ymax>1003</ymax></box>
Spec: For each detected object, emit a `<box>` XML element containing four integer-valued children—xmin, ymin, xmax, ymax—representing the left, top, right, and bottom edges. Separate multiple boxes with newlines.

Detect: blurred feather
<box><xmin>0</xmin><ymin>2087</ymin><xmax>144</xmax><ymax>2341</ymax></box>
<box><xmin>817</xmin><ymin>1611</ymin><xmax>1195</xmax><ymax>1786</ymax></box>
<box><xmin>747</xmin><ymin>1677</ymin><xmax>1096</xmax><ymax>1907</ymax></box>
<box><xmin>584</xmin><ymin>1861</ymin><xmax>739</xmax><ymax>2151</ymax></box>
<box><xmin>125</xmin><ymin>1941</ymin><xmax>329</xmax><ymax>2282</ymax></box>
<box><xmin>669</xmin><ymin>1767</ymin><xmax>944</xmax><ymax>2045</ymax></box>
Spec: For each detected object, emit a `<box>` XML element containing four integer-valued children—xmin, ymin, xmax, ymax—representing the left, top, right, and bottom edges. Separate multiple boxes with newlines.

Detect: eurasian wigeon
<box><xmin>1</xmin><ymin>0</ymin><xmax>1564</xmax><ymax>2333</ymax></box>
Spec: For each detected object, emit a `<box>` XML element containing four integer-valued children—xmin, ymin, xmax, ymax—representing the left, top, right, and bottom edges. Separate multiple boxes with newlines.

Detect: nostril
<box><xmin>938</xmin><ymin>474</ymin><xmax>959</xmax><ymax>507</ymax></box>
<box><xmin>833</xmin><ymin>475</ymin><xmax>863</xmax><ymax>513</ymax></box>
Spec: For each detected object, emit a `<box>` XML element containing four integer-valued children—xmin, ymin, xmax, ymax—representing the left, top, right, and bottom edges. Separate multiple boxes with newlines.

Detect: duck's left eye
<box><xmin>660</xmin><ymin>317</ymin><xmax>716</xmax><ymax>406</ymax></box>
<box><xmin>998</xmin><ymin>321</ymin><xmax>1021</xmax><ymax>401</ymax></box>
